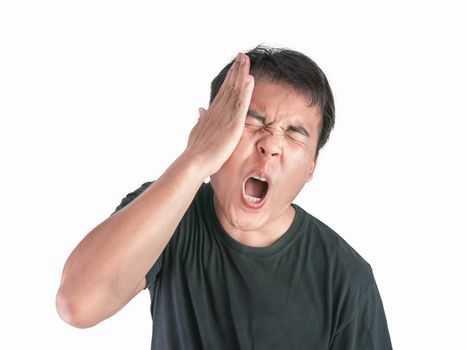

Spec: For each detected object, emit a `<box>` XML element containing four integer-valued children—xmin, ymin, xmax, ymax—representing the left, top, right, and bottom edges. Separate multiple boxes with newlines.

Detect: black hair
<box><xmin>210</xmin><ymin>45</ymin><xmax>335</xmax><ymax>156</ymax></box>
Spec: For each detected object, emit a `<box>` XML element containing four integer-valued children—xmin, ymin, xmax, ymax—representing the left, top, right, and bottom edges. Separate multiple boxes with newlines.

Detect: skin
<box><xmin>186</xmin><ymin>53</ymin><xmax>255</xmax><ymax>176</ymax></box>
<box><xmin>210</xmin><ymin>79</ymin><xmax>322</xmax><ymax>247</ymax></box>
<box><xmin>56</xmin><ymin>53</ymin><xmax>256</xmax><ymax>328</ymax></box>
<box><xmin>56</xmin><ymin>52</ymin><xmax>321</xmax><ymax>328</ymax></box>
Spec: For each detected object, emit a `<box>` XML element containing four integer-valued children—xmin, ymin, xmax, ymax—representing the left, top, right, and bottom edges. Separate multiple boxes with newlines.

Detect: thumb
<box><xmin>198</xmin><ymin>107</ymin><xmax>207</xmax><ymax>117</ymax></box>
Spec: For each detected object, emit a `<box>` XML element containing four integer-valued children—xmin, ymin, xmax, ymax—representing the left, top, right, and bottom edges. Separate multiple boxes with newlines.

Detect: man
<box><xmin>56</xmin><ymin>45</ymin><xmax>392</xmax><ymax>349</ymax></box>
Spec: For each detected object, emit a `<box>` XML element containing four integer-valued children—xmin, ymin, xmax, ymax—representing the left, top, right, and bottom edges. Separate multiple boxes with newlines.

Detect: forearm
<box><xmin>56</xmin><ymin>150</ymin><xmax>207</xmax><ymax>327</ymax></box>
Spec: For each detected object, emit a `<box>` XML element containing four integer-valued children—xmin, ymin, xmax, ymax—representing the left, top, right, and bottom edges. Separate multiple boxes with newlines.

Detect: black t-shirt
<box><xmin>113</xmin><ymin>181</ymin><xmax>392</xmax><ymax>349</ymax></box>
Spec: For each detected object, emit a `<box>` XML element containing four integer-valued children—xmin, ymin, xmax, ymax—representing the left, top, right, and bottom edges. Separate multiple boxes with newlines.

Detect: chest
<box><xmin>157</xmin><ymin>234</ymin><xmax>331</xmax><ymax>348</ymax></box>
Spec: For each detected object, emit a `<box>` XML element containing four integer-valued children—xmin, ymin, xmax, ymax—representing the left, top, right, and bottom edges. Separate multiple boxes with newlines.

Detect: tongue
<box><xmin>245</xmin><ymin>178</ymin><xmax>265</xmax><ymax>198</ymax></box>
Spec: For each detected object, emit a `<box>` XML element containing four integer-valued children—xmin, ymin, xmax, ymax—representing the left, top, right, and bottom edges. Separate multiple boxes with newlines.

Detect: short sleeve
<box><xmin>111</xmin><ymin>181</ymin><xmax>154</xmax><ymax>215</ymax></box>
<box><xmin>111</xmin><ymin>181</ymin><xmax>162</xmax><ymax>289</ymax></box>
<box><xmin>330</xmin><ymin>277</ymin><xmax>393</xmax><ymax>350</ymax></box>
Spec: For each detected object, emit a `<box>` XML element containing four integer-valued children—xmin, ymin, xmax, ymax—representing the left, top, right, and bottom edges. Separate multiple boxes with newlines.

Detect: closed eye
<box><xmin>287</xmin><ymin>126</ymin><xmax>310</xmax><ymax>137</ymax></box>
<box><xmin>246</xmin><ymin>113</ymin><xmax>310</xmax><ymax>138</ymax></box>
<box><xmin>245</xmin><ymin>124</ymin><xmax>307</xmax><ymax>146</ymax></box>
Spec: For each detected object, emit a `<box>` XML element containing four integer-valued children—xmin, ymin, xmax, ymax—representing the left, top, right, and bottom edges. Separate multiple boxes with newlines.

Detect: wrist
<box><xmin>176</xmin><ymin>150</ymin><xmax>211</xmax><ymax>183</ymax></box>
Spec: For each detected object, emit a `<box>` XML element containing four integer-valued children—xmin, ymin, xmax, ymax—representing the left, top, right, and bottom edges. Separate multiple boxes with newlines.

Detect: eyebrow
<box><xmin>247</xmin><ymin>109</ymin><xmax>310</xmax><ymax>137</ymax></box>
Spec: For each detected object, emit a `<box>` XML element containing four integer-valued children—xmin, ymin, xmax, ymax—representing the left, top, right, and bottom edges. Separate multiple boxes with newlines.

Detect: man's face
<box><xmin>210</xmin><ymin>79</ymin><xmax>322</xmax><ymax>241</ymax></box>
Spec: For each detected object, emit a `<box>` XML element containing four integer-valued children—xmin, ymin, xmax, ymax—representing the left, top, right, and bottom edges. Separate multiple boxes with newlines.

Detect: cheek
<box><xmin>285</xmin><ymin>156</ymin><xmax>314</xmax><ymax>179</ymax></box>
<box><xmin>229</xmin><ymin>135</ymin><xmax>256</xmax><ymax>159</ymax></box>
<box><xmin>239</xmin><ymin>130</ymin><xmax>256</xmax><ymax>146</ymax></box>
<box><xmin>216</xmin><ymin>141</ymin><xmax>250</xmax><ymax>178</ymax></box>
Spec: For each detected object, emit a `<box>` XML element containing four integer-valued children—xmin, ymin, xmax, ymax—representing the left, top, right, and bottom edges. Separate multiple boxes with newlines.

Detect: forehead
<box><xmin>249</xmin><ymin>79</ymin><xmax>322</xmax><ymax>130</ymax></box>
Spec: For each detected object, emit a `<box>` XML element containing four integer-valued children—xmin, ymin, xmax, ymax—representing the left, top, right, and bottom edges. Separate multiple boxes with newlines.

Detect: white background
<box><xmin>1</xmin><ymin>1</ymin><xmax>466</xmax><ymax>349</ymax></box>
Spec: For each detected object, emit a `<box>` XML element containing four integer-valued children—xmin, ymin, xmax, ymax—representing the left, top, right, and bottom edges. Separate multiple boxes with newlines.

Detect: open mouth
<box><xmin>243</xmin><ymin>175</ymin><xmax>269</xmax><ymax>208</ymax></box>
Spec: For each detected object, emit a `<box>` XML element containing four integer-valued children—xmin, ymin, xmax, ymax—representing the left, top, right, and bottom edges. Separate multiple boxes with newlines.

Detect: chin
<box><xmin>231</xmin><ymin>220</ymin><xmax>262</xmax><ymax>232</ymax></box>
<box><xmin>226</xmin><ymin>209</ymin><xmax>268</xmax><ymax>232</ymax></box>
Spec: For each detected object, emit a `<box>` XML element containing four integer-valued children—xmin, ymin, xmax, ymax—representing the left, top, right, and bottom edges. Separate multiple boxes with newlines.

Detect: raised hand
<box><xmin>185</xmin><ymin>53</ymin><xmax>255</xmax><ymax>176</ymax></box>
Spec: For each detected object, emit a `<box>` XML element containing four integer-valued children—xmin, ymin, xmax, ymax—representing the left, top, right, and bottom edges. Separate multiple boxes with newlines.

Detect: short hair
<box><xmin>210</xmin><ymin>45</ymin><xmax>335</xmax><ymax>156</ymax></box>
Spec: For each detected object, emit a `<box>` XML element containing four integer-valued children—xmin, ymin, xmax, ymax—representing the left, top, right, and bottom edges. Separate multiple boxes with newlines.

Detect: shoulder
<box><xmin>296</xmin><ymin>205</ymin><xmax>374</xmax><ymax>287</ymax></box>
<box><xmin>113</xmin><ymin>180</ymin><xmax>208</xmax><ymax>218</ymax></box>
<box><xmin>296</xmin><ymin>207</ymin><xmax>382</xmax><ymax>329</ymax></box>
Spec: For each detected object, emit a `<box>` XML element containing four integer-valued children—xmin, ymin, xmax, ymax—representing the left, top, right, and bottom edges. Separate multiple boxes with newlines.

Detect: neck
<box><xmin>213</xmin><ymin>199</ymin><xmax>296</xmax><ymax>248</ymax></box>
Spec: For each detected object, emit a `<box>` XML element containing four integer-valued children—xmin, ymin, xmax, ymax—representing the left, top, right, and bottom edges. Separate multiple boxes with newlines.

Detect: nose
<box><xmin>256</xmin><ymin>132</ymin><xmax>283</xmax><ymax>158</ymax></box>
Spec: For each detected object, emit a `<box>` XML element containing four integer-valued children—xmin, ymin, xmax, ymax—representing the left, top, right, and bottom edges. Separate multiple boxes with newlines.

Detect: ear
<box><xmin>305</xmin><ymin>155</ymin><xmax>318</xmax><ymax>183</ymax></box>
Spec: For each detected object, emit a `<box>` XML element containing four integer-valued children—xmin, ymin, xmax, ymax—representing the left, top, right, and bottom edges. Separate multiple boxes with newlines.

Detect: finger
<box><xmin>231</xmin><ymin>74</ymin><xmax>255</xmax><ymax>120</ymax></box>
<box><xmin>218</xmin><ymin>53</ymin><xmax>241</xmax><ymax>96</ymax></box>
<box><xmin>196</xmin><ymin>107</ymin><xmax>207</xmax><ymax>124</ymax></box>
<box><xmin>198</xmin><ymin>107</ymin><xmax>207</xmax><ymax>117</ymax></box>
<box><xmin>233</xmin><ymin>53</ymin><xmax>251</xmax><ymax>92</ymax></box>
<box><xmin>213</xmin><ymin>53</ymin><xmax>242</xmax><ymax>105</ymax></box>
<box><xmin>223</xmin><ymin>53</ymin><xmax>251</xmax><ymax>109</ymax></box>
<box><xmin>223</xmin><ymin>54</ymin><xmax>253</xmax><ymax>117</ymax></box>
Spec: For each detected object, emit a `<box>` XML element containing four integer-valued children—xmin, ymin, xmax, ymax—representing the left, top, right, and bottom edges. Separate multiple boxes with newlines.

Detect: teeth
<box><xmin>252</xmin><ymin>175</ymin><xmax>267</xmax><ymax>182</ymax></box>
<box><xmin>246</xmin><ymin>195</ymin><xmax>261</xmax><ymax>203</ymax></box>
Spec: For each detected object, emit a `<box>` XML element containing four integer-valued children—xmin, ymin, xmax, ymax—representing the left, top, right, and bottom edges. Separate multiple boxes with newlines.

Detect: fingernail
<box><xmin>237</xmin><ymin>53</ymin><xmax>243</xmax><ymax>64</ymax></box>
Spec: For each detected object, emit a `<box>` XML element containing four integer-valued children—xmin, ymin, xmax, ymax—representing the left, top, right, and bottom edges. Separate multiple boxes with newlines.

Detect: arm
<box><xmin>55</xmin><ymin>53</ymin><xmax>254</xmax><ymax>328</ymax></box>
